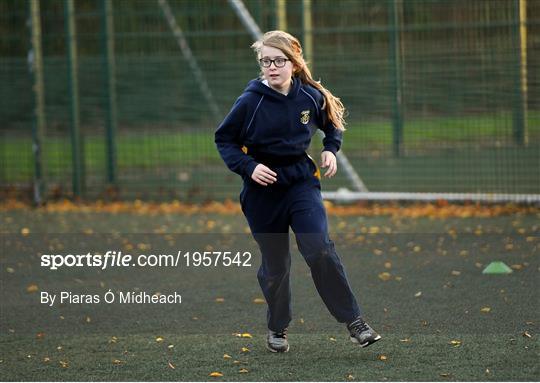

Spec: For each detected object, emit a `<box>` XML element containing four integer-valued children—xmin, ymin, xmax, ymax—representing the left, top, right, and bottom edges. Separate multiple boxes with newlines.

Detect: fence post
<box><xmin>29</xmin><ymin>0</ymin><xmax>46</xmax><ymax>205</ymax></box>
<box><xmin>276</xmin><ymin>0</ymin><xmax>286</xmax><ymax>30</ymax></box>
<box><xmin>102</xmin><ymin>0</ymin><xmax>118</xmax><ymax>184</ymax></box>
<box><xmin>301</xmin><ymin>0</ymin><xmax>313</xmax><ymax>72</ymax></box>
<box><xmin>65</xmin><ymin>0</ymin><xmax>84</xmax><ymax>197</ymax></box>
<box><xmin>513</xmin><ymin>0</ymin><xmax>528</xmax><ymax>146</ymax></box>
<box><xmin>252</xmin><ymin>0</ymin><xmax>261</xmax><ymax>29</ymax></box>
<box><xmin>388</xmin><ymin>0</ymin><xmax>403</xmax><ymax>157</ymax></box>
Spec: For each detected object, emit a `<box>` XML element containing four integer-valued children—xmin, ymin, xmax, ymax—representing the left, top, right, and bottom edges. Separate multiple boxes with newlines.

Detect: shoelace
<box><xmin>349</xmin><ymin>319</ymin><xmax>369</xmax><ymax>334</ymax></box>
<box><xmin>272</xmin><ymin>330</ymin><xmax>287</xmax><ymax>339</ymax></box>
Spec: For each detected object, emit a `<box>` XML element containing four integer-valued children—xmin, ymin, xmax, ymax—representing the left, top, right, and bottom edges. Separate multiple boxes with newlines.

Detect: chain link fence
<box><xmin>1</xmin><ymin>0</ymin><xmax>538</xmax><ymax>202</ymax></box>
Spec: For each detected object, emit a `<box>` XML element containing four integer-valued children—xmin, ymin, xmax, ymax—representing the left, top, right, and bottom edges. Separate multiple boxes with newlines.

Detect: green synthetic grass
<box><xmin>1</xmin><ymin>334</ymin><xmax>537</xmax><ymax>381</ymax></box>
<box><xmin>1</xmin><ymin>210</ymin><xmax>538</xmax><ymax>381</ymax></box>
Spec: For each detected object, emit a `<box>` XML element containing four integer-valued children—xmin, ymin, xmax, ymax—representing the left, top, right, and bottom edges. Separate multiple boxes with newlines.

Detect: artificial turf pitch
<box><xmin>0</xmin><ymin>210</ymin><xmax>538</xmax><ymax>381</ymax></box>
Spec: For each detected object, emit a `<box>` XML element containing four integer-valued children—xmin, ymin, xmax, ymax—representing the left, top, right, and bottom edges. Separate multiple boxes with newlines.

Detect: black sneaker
<box><xmin>347</xmin><ymin>317</ymin><xmax>381</xmax><ymax>347</ymax></box>
<box><xmin>266</xmin><ymin>329</ymin><xmax>289</xmax><ymax>353</ymax></box>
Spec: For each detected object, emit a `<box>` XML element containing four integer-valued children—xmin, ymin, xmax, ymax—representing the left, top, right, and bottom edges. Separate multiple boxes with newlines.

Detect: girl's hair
<box><xmin>251</xmin><ymin>30</ymin><xmax>346</xmax><ymax>131</ymax></box>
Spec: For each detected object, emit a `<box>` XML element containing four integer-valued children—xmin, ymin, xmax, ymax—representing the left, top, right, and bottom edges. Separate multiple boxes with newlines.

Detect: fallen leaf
<box><xmin>239</xmin><ymin>368</ymin><xmax>249</xmax><ymax>373</ymax></box>
<box><xmin>378</xmin><ymin>272</ymin><xmax>392</xmax><ymax>281</ymax></box>
<box><xmin>168</xmin><ymin>344</ymin><xmax>174</xmax><ymax>349</ymax></box>
<box><xmin>414</xmin><ymin>291</ymin><xmax>422</xmax><ymax>298</ymax></box>
<box><xmin>155</xmin><ymin>336</ymin><xmax>164</xmax><ymax>343</ymax></box>
<box><xmin>168</xmin><ymin>361</ymin><xmax>175</xmax><ymax>369</ymax></box>
<box><xmin>241</xmin><ymin>347</ymin><xmax>250</xmax><ymax>353</ymax></box>
<box><xmin>112</xmin><ymin>359</ymin><xmax>123</xmax><ymax>365</ymax></box>
<box><xmin>451</xmin><ymin>270</ymin><xmax>461</xmax><ymax>276</ymax></box>
<box><xmin>449</xmin><ymin>340</ymin><xmax>462</xmax><ymax>347</ymax></box>
<box><xmin>523</xmin><ymin>331</ymin><xmax>532</xmax><ymax>338</ymax></box>
<box><xmin>378</xmin><ymin>355</ymin><xmax>388</xmax><ymax>361</ymax></box>
<box><xmin>26</xmin><ymin>284</ymin><xmax>38</xmax><ymax>293</ymax></box>
<box><xmin>59</xmin><ymin>360</ymin><xmax>69</xmax><ymax>368</ymax></box>
<box><xmin>329</xmin><ymin>337</ymin><xmax>336</xmax><ymax>342</ymax></box>
<box><xmin>209</xmin><ymin>372</ymin><xmax>223</xmax><ymax>377</ymax></box>
<box><xmin>252</xmin><ymin>298</ymin><xmax>265</xmax><ymax>304</ymax></box>
<box><xmin>43</xmin><ymin>357</ymin><xmax>50</xmax><ymax>362</ymax></box>
<box><xmin>215</xmin><ymin>298</ymin><xmax>225</xmax><ymax>303</ymax></box>
<box><xmin>346</xmin><ymin>373</ymin><xmax>355</xmax><ymax>380</ymax></box>
<box><xmin>36</xmin><ymin>332</ymin><xmax>45</xmax><ymax>339</ymax></box>
<box><xmin>384</xmin><ymin>262</ymin><xmax>392</xmax><ymax>269</ymax></box>
<box><xmin>241</xmin><ymin>333</ymin><xmax>252</xmax><ymax>338</ymax></box>
<box><xmin>21</xmin><ymin>227</ymin><xmax>30</xmax><ymax>235</ymax></box>
<box><xmin>109</xmin><ymin>336</ymin><xmax>118</xmax><ymax>343</ymax></box>
<box><xmin>137</xmin><ymin>243</ymin><xmax>150</xmax><ymax>251</ymax></box>
<box><xmin>510</xmin><ymin>264</ymin><xmax>523</xmax><ymax>270</ymax></box>
<box><xmin>223</xmin><ymin>354</ymin><xmax>232</xmax><ymax>359</ymax></box>
<box><xmin>400</xmin><ymin>338</ymin><xmax>411</xmax><ymax>343</ymax></box>
<box><xmin>440</xmin><ymin>372</ymin><xmax>451</xmax><ymax>377</ymax></box>
<box><xmin>85</xmin><ymin>316</ymin><xmax>91</xmax><ymax>323</ymax></box>
<box><xmin>6</xmin><ymin>267</ymin><xmax>14</xmax><ymax>273</ymax></box>
<box><xmin>369</xmin><ymin>226</ymin><xmax>380</xmax><ymax>234</ymax></box>
<box><xmin>480</xmin><ymin>307</ymin><xmax>491</xmax><ymax>313</ymax></box>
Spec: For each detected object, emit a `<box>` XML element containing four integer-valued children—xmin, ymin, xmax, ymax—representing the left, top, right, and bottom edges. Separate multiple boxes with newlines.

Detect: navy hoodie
<box><xmin>215</xmin><ymin>77</ymin><xmax>342</xmax><ymax>180</ymax></box>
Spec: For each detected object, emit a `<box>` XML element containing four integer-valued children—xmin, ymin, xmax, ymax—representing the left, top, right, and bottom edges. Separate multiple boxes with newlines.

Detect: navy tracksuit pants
<box><xmin>240</xmin><ymin>158</ymin><xmax>361</xmax><ymax>332</ymax></box>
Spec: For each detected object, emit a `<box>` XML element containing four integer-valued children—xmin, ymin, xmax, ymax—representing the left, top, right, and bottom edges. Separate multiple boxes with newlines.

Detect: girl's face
<box><xmin>259</xmin><ymin>45</ymin><xmax>294</xmax><ymax>94</ymax></box>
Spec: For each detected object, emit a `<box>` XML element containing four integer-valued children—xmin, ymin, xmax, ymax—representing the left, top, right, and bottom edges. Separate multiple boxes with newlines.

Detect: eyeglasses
<box><xmin>259</xmin><ymin>57</ymin><xmax>290</xmax><ymax>68</ymax></box>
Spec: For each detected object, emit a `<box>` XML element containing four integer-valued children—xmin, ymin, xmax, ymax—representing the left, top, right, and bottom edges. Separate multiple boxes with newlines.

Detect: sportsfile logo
<box><xmin>41</xmin><ymin>251</ymin><xmax>138</xmax><ymax>270</ymax></box>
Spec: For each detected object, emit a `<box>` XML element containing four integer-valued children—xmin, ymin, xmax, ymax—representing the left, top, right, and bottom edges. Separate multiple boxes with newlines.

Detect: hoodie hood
<box><xmin>244</xmin><ymin>77</ymin><xmax>302</xmax><ymax>100</ymax></box>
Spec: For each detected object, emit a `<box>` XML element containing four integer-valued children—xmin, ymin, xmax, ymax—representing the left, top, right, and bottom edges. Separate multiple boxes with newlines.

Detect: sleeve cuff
<box><xmin>244</xmin><ymin>160</ymin><xmax>259</xmax><ymax>178</ymax></box>
<box><xmin>322</xmin><ymin>144</ymin><xmax>339</xmax><ymax>155</ymax></box>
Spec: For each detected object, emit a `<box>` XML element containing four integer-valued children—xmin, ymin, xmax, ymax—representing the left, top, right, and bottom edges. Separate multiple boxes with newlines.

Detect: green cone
<box><xmin>482</xmin><ymin>261</ymin><xmax>513</xmax><ymax>274</ymax></box>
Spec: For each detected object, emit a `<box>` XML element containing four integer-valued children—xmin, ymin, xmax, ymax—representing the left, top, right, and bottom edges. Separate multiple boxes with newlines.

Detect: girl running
<box><xmin>215</xmin><ymin>30</ymin><xmax>381</xmax><ymax>352</ymax></box>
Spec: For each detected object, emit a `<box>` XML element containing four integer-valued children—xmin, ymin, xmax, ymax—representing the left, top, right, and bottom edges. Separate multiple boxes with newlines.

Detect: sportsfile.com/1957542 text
<box><xmin>40</xmin><ymin>250</ymin><xmax>252</xmax><ymax>270</ymax></box>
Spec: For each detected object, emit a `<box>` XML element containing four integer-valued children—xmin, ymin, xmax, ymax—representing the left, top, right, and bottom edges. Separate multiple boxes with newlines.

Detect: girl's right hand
<box><xmin>251</xmin><ymin>164</ymin><xmax>277</xmax><ymax>186</ymax></box>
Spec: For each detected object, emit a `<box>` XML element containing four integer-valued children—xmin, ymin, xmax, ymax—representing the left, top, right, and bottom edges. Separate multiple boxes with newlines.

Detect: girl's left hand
<box><xmin>321</xmin><ymin>151</ymin><xmax>337</xmax><ymax>177</ymax></box>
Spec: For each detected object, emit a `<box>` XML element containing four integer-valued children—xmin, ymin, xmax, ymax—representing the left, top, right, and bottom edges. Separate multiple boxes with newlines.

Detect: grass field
<box><xmin>2</xmin><ymin>113</ymin><xmax>539</xmax><ymax>200</ymax></box>
<box><xmin>1</xmin><ymin>207</ymin><xmax>538</xmax><ymax>381</ymax></box>
<box><xmin>4</xmin><ymin>113</ymin><xmax>540</xmax><ymax>174</ymax></box>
